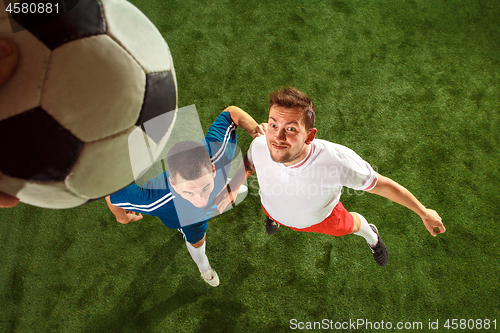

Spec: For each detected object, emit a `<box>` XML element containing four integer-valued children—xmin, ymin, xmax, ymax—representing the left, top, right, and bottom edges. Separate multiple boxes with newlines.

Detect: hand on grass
<box><xmin>118</xmin><ymin>211</ymin><xmax>143</xmax><ymax>224</ymax></box>
<box><xmin>421</xmin><ymin>209</ymin><xmax>445</xmax><ymax>236</ymax></box>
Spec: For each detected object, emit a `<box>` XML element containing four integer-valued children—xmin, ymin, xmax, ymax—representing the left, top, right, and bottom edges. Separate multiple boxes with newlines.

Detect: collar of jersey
<box><xmin>282</xmin><ymin>142</ymin><xmax>316</xmax><ymax>170</ymax></box>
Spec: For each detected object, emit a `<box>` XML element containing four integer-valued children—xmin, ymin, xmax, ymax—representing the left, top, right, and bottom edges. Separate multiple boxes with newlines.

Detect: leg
<box><xmin>350</xmin><ymin>212</ymin><xmax>388</xmax><ymax>266</ymax></box>
<box><xmin>349</xmin><ymin>212</ymin><xmax>377</xmax><ymax>245</ymax></box>
<box><xmin>265</xmin><ymin>216</ymin><xmax>279</xmax><ymax>235</ymax></box>
<box><xmin>185</xmin><ymin>233</ymin><xmax>210</xmax><ymax>273</ymax></box>
<box><xmin>181</xmin><ymin>222</ymin><xmax>220</xmax><ymax>287</ymax></box>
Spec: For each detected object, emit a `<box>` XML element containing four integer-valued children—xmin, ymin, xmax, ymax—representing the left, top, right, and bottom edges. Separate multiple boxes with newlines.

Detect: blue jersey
<box><xmin>110</xmin><ymin>112</ymin><xmax>238</xmax><ymax>229</ymax></box>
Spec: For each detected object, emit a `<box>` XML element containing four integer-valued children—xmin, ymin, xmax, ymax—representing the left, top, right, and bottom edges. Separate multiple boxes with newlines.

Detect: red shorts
<box><xmin>262</xmin><ymin>202</ymin><xmax>354</xmax><ymax>237</ymax></box>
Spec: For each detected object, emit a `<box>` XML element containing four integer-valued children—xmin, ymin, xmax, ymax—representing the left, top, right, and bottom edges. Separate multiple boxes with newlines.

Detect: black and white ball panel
<box><xmin>66</xmin><ymin>127</ymin><xmax>136</xmax><ymax>199</ymax></box>
<box><xmin>42</xmin><ymin>34</ymin><xmax>146</xmax><ymax>142</ymax></box>
<box><xmin>13</xmin><ymin>0</ymin><xmax>104</xmax><ymax>50</ymax></box>
<box><xmin>103</xmin><ymin>0</ymin><xmax>174</xmax><ymax>74</ymax></box>
<box><xmin>0</xmin><ymin>107</ymin><xmax>84</xmax><ymax>181</ymax></box>
<box><xmin>138</xmin><ymin>71</ymin><xmax>177</xmax><ymax>143</ymax></box>
<box><xmin>0</xmin><ymin>174</ymin><xmax>89</xmax><ymax>209</ymax></box>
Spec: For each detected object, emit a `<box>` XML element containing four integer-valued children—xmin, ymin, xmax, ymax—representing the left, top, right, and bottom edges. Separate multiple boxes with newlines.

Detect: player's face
<box><xmin>170</xmin><ymin>165</ymin><xmax>216</xmax><ymax>207</ymax></box>
<box><xmin>266</xmin><ymin>105</ymin><xmax>316</xmax><ymax>166</ymax></box>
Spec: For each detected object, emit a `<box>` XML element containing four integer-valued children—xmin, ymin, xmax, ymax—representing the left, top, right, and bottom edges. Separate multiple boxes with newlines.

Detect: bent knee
<box><xmin>190</xmin><ymin>234</ymin><xmax>206</xmax><ymax>248</ymax></box>
<box><xmin>349</xmin><ymin>212</ymin><xmax>361</xmax><ymax>233</ymax></box>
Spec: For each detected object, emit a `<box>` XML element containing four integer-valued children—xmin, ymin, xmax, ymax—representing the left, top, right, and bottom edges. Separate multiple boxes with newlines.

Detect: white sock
<box><xmin>352</xmin><ymin>212</ymin><xmax>378</xmax><ymax>246</ymax></box>
<box><xmin>186</xmin><ymin>241</ymin><xmax>211</xmax><ymax>273</ymax></box>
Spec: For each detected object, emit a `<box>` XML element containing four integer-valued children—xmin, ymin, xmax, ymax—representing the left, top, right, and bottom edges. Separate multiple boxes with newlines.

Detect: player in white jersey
<box><xmin>226</xmin><ymin>87</ymin><xmax>445</xmax><ymax>266</ymax></box>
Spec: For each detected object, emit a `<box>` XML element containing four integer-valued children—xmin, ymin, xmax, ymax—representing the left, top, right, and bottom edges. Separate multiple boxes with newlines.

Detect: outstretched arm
<box><xmin>367</xmin><ymin>173</ymin><xmax>445</xmax><ymax>236</ymax></box>
<box><xmin>105</xmin><ymin>195</ymin><xmax>143</xmax><ymax>224</ymax></box>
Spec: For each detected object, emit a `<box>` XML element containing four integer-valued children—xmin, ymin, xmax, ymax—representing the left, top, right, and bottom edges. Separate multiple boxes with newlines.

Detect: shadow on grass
<box><xmin>84</xmin><ymin>235</ymin><xmax>201</xmax><ymax>333</ymax></box>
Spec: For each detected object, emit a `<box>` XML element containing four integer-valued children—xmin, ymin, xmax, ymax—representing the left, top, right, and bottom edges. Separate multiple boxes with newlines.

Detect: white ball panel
<box><xmin>127</xmin><ymin>110</ymin><xmax>177</xmax><ymax>180</ymax></box>
<box><xmin>0</xmin><ymin>22</ymin><xmax>49</xmax><ymax>121</ymax></box>
<box><xmin>150</xmin><ymin>109</ymin><xmax>177</xmax><ymax>161</ymax></box>
<box><xmin>42</xmin><ymin>34</ymin><xmax>146</xmax><ymax>142</ymax></box>
<box><xmin>128</xmin><ymin>126</ymin><xmax>157</xmax><ymax>180</ymax></box>
<box><xmin>0</xmin><ymin>172</ymin><xmax>88</xmax><ymax>209</ymax></box>
<box><xmin>102</xmin><ymin>0</ymin><xmax>173</xmax><ymax>74</ymax></box>
<box><xmin>66</xmin><ymin>127</ymin><xmax>137</xmax><ymax>198</ymax></box>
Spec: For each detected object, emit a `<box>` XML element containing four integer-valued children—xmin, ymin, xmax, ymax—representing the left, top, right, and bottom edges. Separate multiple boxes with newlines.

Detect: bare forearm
<box><xmin>368</xmin><ymin>173</ymin><xmax>445</xmax><ymax>236</ymax></box>
<box><xmin>225</xmin><ymin>106</ymin><xmax>259</xmax><ymax>137</ymax></box>
<box><xmin>368</xmin><ymin>175</ymin><xmax>427</xmax><ymax>218</ymax></box>
<box><xmin>227</xmin><ymin>154</ymin><xmax>255</xmax><ymax>193</ymax></box>
<box><xmin>105</xmin><ymin>195</ymin><xmax>128</xmax><ymax>223</ymax></box>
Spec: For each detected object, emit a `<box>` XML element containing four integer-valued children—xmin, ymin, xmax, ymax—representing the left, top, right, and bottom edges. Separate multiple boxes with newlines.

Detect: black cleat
<box><xmin>368</xmin><ymin>224</ymin><xmax>388</xmax><ymax>266</ymax></box>
<box><xmin>265</xmin><ymin>217</ymin><xmax>279</xmax><ymax>235</ymax></box>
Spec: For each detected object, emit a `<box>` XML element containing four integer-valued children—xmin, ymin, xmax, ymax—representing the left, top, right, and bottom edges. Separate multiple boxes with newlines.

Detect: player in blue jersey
<box><xmin>105</xmin><ymin>106</ymin><xmax>264</xmax><ymax>287</ymax></box>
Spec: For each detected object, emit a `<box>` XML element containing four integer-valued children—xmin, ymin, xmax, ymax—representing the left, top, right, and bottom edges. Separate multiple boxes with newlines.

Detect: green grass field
<box><xmin>1</xmin><ymin>0</ymin><xmax>499</xmax><ymax>332</ymax></box>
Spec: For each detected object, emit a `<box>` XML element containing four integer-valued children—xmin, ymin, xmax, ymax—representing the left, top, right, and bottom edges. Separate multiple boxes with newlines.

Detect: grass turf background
<box><xmin>1</xmin><ymin>0</ymin><xmax>500</xmax><ymax>332</ymax></box>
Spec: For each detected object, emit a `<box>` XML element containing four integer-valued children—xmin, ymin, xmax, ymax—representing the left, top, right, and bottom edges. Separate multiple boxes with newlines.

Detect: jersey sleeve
<box><xmin>108</xmin><ymin>172</ymin><xmax>170</xmax><ymax>212</ymax></box>
<box><xmin>247</xmin><ymin>135</ymin><xmax>265</xmax><ymax>165</ymax></box>
<box><xmin>204</xmin><ymin>111</ymin><xmax>237</xmax><ymax>145</ymax></box>
<box><xmin>203</xmin><ymin>111</ymin><xmax>238</xmax><ymax>168</ymax></box>
<box><xmin>246</xmin><ymin>137</ymin><xmax>256</xmax><ymax>164</ymax></box>
<box><xmin>109</xmin><ymin>183</ymin><xmax>148</xmax><ymax>212</ymax></box>
<box><xmin>339</xmin><ymin>148</ymin><xmax>378</xmax><ymax>191</ymax></box>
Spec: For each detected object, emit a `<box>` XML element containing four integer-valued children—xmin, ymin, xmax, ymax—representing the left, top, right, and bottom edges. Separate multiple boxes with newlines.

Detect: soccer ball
<box><xmin>0</xmin><ymin>0</ymin><xmax>177</xmax><ymax>209</ymax></box>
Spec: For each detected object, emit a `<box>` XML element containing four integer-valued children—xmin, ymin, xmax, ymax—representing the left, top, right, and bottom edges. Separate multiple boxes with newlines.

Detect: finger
<box><xmin>0</xmin><ymin>39</ymin><xmax>19</xmax><ymax>86</ymax></box>
<box><xmin>0</xmin><ymin>192</ymin><xmax>20</xmax><ymax>208</ymax></box>
<box><xmin>432</xmin><ymin>225</ymin><xmax>445</xmax><ymax>236</ymax></box>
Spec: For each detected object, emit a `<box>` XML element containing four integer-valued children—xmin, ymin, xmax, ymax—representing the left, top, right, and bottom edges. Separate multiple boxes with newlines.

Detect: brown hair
<box><xmin>269</xmin><ymin>87</ymin><xmax>315</xmax><ymax>129</ymax></box>
<box><xmin>167</xmin><ymin>140</ymin><xmax>212</xmax><ymax>183</ymax></box>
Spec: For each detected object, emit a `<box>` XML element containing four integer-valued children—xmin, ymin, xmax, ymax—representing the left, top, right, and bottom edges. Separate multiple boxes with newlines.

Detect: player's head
<box><xmin>267</xmin><ymin>87</ymin><xmax>317</xmax><ymax>165</ymax></box>
<box><xmin>167</xmin><ymin>140</ymin><xmax>216</xmax><ymax>207</ymax></box>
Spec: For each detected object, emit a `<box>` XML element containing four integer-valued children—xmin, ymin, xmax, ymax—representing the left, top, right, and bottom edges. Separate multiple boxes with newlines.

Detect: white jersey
<box><xmin>247</xmin><ymin>136</ymin><xmax>378</xmax><ymax>228</ymax></box>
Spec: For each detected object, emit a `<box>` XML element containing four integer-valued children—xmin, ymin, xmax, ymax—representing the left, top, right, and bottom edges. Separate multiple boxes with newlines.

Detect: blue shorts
<box><xmin>174</xmin><ymin>220</ymin><xmax>208</xmax><ymax>244</ymax></box>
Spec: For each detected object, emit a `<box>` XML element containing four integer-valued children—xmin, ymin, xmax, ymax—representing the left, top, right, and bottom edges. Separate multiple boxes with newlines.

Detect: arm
<box><xmin>367</xmin><ymin>173</ymin><xmax>445</xmax><ymax>236</ymax></box>
<box><xmin>214</xmin><ymin>153</ymin><xmax>255</xmax><ymax>213</ymax></box>
<box><xmin>105</xmin><ymin>195</ymin><xmax>143</xmax><ymax>224</ymax></box>
<box><xmin>225</xmin><ymin>106</ymin><xmax>266</xmax><ymax>139</ymax></box>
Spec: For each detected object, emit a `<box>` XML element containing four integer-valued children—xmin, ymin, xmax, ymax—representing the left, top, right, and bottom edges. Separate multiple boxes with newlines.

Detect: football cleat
<box><xmin>368</xmin><ymin>224</ymin><xmax>388</xmax><ymax>266</ymax></box>
<box><xmin>201</xmin><ymin>267</ymin><xmax>220</xmax><ymax>287</ymax></box>
<box><xmin>265</xmin><ymin>216</ymin><xmax>280</xmax><ymax>235</ymax></box>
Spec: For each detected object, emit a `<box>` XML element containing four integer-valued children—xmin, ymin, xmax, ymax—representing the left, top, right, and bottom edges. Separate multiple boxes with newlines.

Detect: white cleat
<box><xmin>201</xmin><ymin>267</ymin><xmax>220</xmax><ymax>287</ymax></box>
